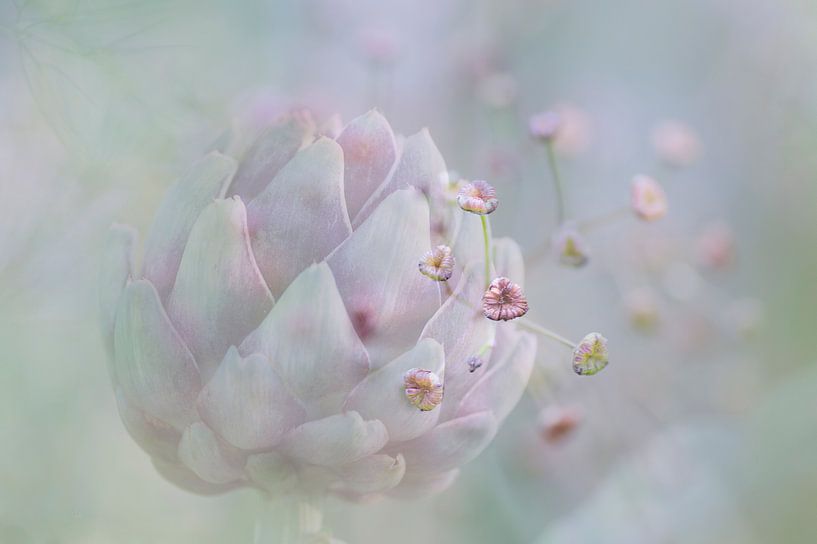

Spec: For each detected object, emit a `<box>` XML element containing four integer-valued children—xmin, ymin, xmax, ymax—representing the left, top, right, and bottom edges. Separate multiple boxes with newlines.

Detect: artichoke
<box><xmin>99</xmin><ymin>110</ymin><xmax>536</xmax><ymax>501</ymax></box>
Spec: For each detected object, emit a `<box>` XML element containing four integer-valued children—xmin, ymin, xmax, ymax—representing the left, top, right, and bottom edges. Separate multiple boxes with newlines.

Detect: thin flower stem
<box><xmin>545</xmin><ymin>140</ymin><xmax>565</xmax><ymax>225</ymax></box>
<box><xmin>576</xmin><ymin>206</ymin><xmax>631</xmax><ymax>233</ymax></box>
<box><xmin>481</xmin><ymin>214</ymin><xmax>492</xmax><ymax>288</ymax></box>
<box><xmin>516</xmin><ymin>319</ymin><xmax>576</xmax><ymax>349</ymax></box>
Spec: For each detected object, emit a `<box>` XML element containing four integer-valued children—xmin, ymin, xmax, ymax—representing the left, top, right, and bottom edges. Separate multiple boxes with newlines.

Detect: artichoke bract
<box><xmin>99</xmin><ymin>110</ymin><xmax>536</xmax><ymax>501</ymax></box>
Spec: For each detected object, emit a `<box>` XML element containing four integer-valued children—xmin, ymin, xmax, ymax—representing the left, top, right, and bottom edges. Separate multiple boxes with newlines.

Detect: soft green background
<box><xmin>1</xmin><ymin>1</ymin><xmax>815</xmax><ymax>542</ymax></box>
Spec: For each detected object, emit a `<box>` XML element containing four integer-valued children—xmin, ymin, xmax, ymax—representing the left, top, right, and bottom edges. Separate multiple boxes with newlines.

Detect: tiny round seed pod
<box><xmin>403</xmin><ymin>368</ymin><xmax>444</xmax><ymax>411</ymax></box>
<box><xmin>572</xmin><ymin>333</ymin><xmax>609</xmax><ymax>376</ymax></box>
<box><xmin>457</xmin><ymin>180</ymin><xmax>499</xmax><ymax>215</ymax></box>
<box><xmin>418</xmin><ymin>245</ymin><xmax>455</xmax><ymax>281</ymax></box>
<box><xmin>482</xmin><ymin>277</ymin><xmax>529</xmax><ymax>321</ymax></box>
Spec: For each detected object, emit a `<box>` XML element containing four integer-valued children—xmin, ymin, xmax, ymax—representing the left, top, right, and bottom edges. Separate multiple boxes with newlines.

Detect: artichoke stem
<box><xmin>254</xmin><ymin>494</ymin><xmax>325</xmax><ymax>544</ymax></box>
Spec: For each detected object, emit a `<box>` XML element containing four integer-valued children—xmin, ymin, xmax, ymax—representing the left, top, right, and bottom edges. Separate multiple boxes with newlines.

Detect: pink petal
<box><xmin>345</xmin><ymin>338</ymin><xmax>445</xmax><ymax>442</ymax></box>
<box><xmin>240</xmin><ymin>263</ymin><xmax>369</xmax><ymax>415</ymax></box>
<box><xmin>337</xmin><ymin>110</ymin><xmax>397</xmax><ymax>220</ymax></box>
<box><xmin>227</xmin><ymin>114</ymin><xmax>315</xmax><ymax>201</ymax></box>
<box><xmin>197</xmin><ymin>347</ymin><xmax>306</xmax><ymax>451</ymax></box>
<box><xmin>456</xmin><ymin>327</ymin><xmax>536</xmax><ymax>423</ymax></box>
<box><xmin>113</xmin><ymin>279</ymin><xmax>201</xmax><ymax>430</ymax></box>
<box><xmin>279</xmin><ymin>411</ymin><xmax>388</xmax><ymax>466</ymax></box>
<box><xmin>99</xmin><ymin>224</ymin><xmax>137</xmax><ymax>358</ymax></box>
<box><xmin>420</xmin><ymin>265</ymin><xmax>496</xmax><ymax>421</ymax></box>
<box><xmin>166</xmin><ymin>197</ymin><xmax>274</xmax><ymax>379</ymax></box>
<box><xmin>393</xmin><ymin>410</ymin><xmax>497</xmax><ymax>474</ymax></box>
<box><xmin>387</xmin><ymin>468</ymin><xmax>460</xmax><ymax>499</ymax></box>
<box><xmin>353</xmin><ymin>129</ymin><xmax>447</xmax><ymax>227</ymax></box>
<box><xmin>141</xmin><ymin>152</ymin><xmax>237</xmax><ymax>298</ymax></box>
<box><xmin>331</xmin><ymin>454</ymin><xmax>406</xmax><ymax>496</ymax></box>
<box><xmin>247</xmin><ymin>137</ymin><xmax>352</xmax><ymax>297</ymax></box>
<box><xmin>328</xmin><ymin>189</ymin><xmax>441</xmax><ymax>366</ymax></box>
<box><xmin>177</xmin><ymin>422</ymin><xmax>245</xmax><ymax>485</ymax></box>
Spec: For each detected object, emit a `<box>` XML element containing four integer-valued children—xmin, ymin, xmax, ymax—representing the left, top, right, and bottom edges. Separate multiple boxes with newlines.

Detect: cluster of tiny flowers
<box><xmin>456</xmin><ymin>180</ymin><xmax>499</xmax><ymax>215</ymax></box>
<box><xmin>631</xmin><ymin>175</ymin><xmax>668</xmax><ymax>221</ymax></box>
<box><xmin>418</xmin><ymin>245</ymin><xmax>455</xmax><ymax>281</ymax></box>
<box><xmin>482</xmin><ymin>277</ymin><xmax>529</xmax><ymax>321</ymax></box>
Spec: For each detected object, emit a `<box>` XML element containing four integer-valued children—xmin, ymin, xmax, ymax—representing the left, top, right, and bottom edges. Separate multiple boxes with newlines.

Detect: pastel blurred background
<box><xmin>1</xmin><ymin>0</ymin><xmax>815</xmax><ymax>542</ymax></box>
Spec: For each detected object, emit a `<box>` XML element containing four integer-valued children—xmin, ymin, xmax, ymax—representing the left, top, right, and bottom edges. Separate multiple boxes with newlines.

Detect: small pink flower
<box><xmin>631</xmin><ymin>175</ymin><xmax>668</xmax><ymax>221</ymax></box>
<box><xmin>403</xmin><ymin>368</ymin><xmax>444</xmax><ymax>411</ymax></box>
<box><xmin>482</xmin><ymin>277</ymin><xmax>528</xmax><ymax>321</ymax></box>
<box><xmin>572</xmin><ymin>333</ymin><xmax>609</xmax><ymax>376</ymax></box>
<box><xmin>651</xmin><ymin>120</ymin><xmax>700</xmax><ymax>167</ymax></box>
<box><xmin>552</xmin><ymin>225</ymin><xmax>589</xmax><ymax>267</ymax></box>
<box><xmin>625</xmin><ymin>288</ymin><xmax>660</xmax><ymax>331</ymax></box>
<box><xmin>457</xmin><ymin>180</ymin><xmax>498</xmax><ymax>215</ymax></box>
<box><xmin>528</xmin><ymin>110</ymin><xmax>562</xmax><ymax>141</ymax></box>
<box><xmin>418</xmin><ymin>245</ymin><xmax>455</xmax><ymax>281</ymax></box>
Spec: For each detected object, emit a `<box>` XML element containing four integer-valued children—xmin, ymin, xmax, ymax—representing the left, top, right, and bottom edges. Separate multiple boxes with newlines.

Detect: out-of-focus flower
<box><xmin>696</xmin><ymin>222</ymin><xmax>735</xmax><ymax>270</ymax></box>
<box><xmin>529</xmin><ymin>111</ymin><xmax>562</xmax><ymax>142</ymax></box>
<box><xmin>552</xmin><ymin>104</ymin><xmax>592</xmax><ymax>156</ymax></box>
<box><xmin>572</xmin><ymin>333</ymin><xmax>609</xmax><ymax>376</ymax></box>
<box><xmin>725</xmin><ymin>298</ymin><xmax>764</xmax><ymax>339</ymax></box>
<box><xmin>482</xmin><ymin>277</ymin><xmax>528</xmax><ymax>321</ymax></box>
<box><xmin>477</xmin><ymin>72</ymin><xmax>518</xmax><ymax>109</ymax></box>
<box><xmin>100</xmin><ymin>110</ymin><xmax>537</xmax><ymax>502</ymax></box>
<box><xmin>631</xmin><ymin>175</ymin><xmax>668</xmax><ymax>221</ymax></box>
<box><xmin>457</xmin><ymin>180</ymin><xmax>499</xmax><ymax>215</ymax></box>
<box><xmin>537</xmin><ymin>406</ymin><xmax>581</xmax><ymax>444</ymax></box>
<box><xmin>418</xmin><ymin>245</ymin><xmax>455</xmax><ymax>281</ymax></box>
<box><xmin>359</xmin><ymin>27</ymin><xmax>402</xmax><ymax>68</ymax></box>
<box><xmin>651</xmin><ymin>120</ymin><xmax>701</xmax><ymax>167</ymax></box>
<box><xmin>552</xmin><ymin>224</ymin><xmax>589</xmax><ymax>267</ymax></box>
<box><xmin>625</xmin><ymin>287</ymin><xmax>660</xmax><ymax>331</ymax></box>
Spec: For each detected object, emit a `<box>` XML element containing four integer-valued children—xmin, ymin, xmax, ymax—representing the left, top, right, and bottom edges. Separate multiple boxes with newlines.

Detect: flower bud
<box><xmin>538</xmin><ymin>406</ymin><xmax>581</xmax><ymax>443</ymax></box>
<box><xmin>403</xmin><ymin>368</ymin><xmax>444</xmax><ymax>411</ymax></box>
<box><xmin>457</xmin><ymin>180</ymin><xmax>498</xmax><ymax>215</ymax></box>
<box><xmin>572</xmin><ymin>332</ymin><xmax>608</xmax><ymax>376</ymax></box>
<box><xmin>482</xmin><ymin>277</ymin><xmax>529</xmax><ymax>321</ymax></box>
<box><xmin>631</xmin><ymin>175</ymin><xmax>667</xmax><ymax>221</ymax></box>
<box><xmin>528</xmin><ymin>110</ymin><xmax>562</xmax><ymax>141</ymax></box>
<box><xmin>418</xmin><ymin>245</ymin><xmax>455</xmax><ymax>281</ymax></box>
<box><xmin>552</xmin><ymin>225</ymin><xmax>589</xmax><ymax>267</ymax></box>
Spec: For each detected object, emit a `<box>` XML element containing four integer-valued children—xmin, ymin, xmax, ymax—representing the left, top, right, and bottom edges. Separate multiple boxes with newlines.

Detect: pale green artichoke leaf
<box><xmin>456</xmin><ymin>327</ymin><xmax>536</xmax><ymax>423</ymax></box>
<box><xmin>99</xmin><ymin>223</ymin><xmax>137</xmax><ymax>358</ymax></box>
<box><xmin>331</xmin><ymin>453</ymin><xmax>406</xmax><ymax>497</ymax></box>
<box><xmin>386</xmin><ymin>468</ymin><xmax>460</xmax><ymax>499</ymax></box>
<box><xmin>247</xmin><ymin>137</ymin><xmax>352</xmax><ymax>298</ymax></box>
<box><xmin>420</xmin><ymin>265</ymin><xmax>496</xmax><ymax>421</ymax></box>
<box><xmin>492</xmin><ymin>236</ymin><xmax>526</xmax><ymax>288</ymax></box>
<box><xmin>177</xmin><ymin>422</ymin><xmax>245</xmax><ymax>485</ymax></box>
<box><xmin>197</xmin><ymin>347</ymin><xmax>306</xmax><ymax>451</ymax></box>
<box><xmin>353</xmin><ymin>128</ymin><xmax>447</xmax><ymax>228</ymax></box>
<box><xmin>141</xmin><ymin>151</ymin><xmax>237</xmax><ymax>298</ymax></box>
<box><xmin>167</xmin><ymin>197</ymin><xmax>274</xmax><ymax>380</ymax></box>
<box><xmin>344</xmin><ymin>338</ymin><xmax>445</xmax><ymax>442</ymax></box>
<box><xmin>336</xmin><ymin>109</ymin><xmax>397</xmax><ymax>220</ymax></box>
<box><xmin>328</xmin><ymin>188</ymin><xmax>441</xmax><ymax>367</ymax></box>
<box><xmin>392</xmin><ymin>410</ymin><xmax>497</xmax><ymax>475</ymax></box>
<box><xmin>450</xmin><ymin>212</ymin><xmax>490</xmax><ymax>285</ymax></box>
<box><xmin>228</xmin><ymin>114</ymin><xmax>316</xmax><ymax>202</ymax></box>
<box><xmin>279</xmin><ymin>411</ymin><xmax>388</xmax><ymax>467</ymax></box>
<box><xmin>114</xmin><ymin>388</ymin><xmax>179</xmax><ymax>464</ymax></box>
<box><xmin>244</xmin><ymin>451</ymin><xmax>299</xmax><ymax>495</ymax></box>
<box><xmin>113</xmin><ymin>279</ymin><xmax>201</xmax><ymax>430</ymax></box>
<box><xmin>240</xmin><ymin>263</ymin><xmax>369</xmax><ymax>414</ymax></box>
